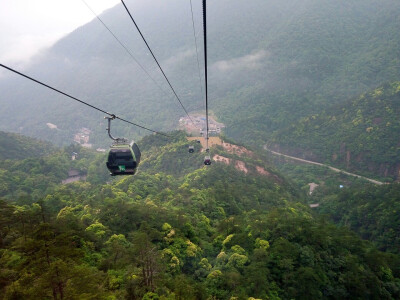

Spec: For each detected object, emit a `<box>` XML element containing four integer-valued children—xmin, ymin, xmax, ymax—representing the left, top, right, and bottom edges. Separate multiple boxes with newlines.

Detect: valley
<box><xmin>264</xmin><ymin>146</ymin><xmax>385</xmax><ymax>185</ymax></box>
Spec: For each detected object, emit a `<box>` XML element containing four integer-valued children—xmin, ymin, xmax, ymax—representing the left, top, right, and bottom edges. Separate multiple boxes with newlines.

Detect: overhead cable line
<box><xmin>189</xmin><ymin>0</ymin><xmax>204</xmax><ymax>98</ymax></box>
<box><xmin>0</xmin><ymin>63</ymin><xmax>169</xmax><ymax>137</ymax></box>
<box><xmin>120</xmin><ymin>0</ymin><xmax>197</xmax><ymax>127</ymax></box>
<box><xmin>80</xmin><ymin>0</ymin><xmax>175</xmax><ymax>103</ymax></box>
<box><xmin>202</xmin><ymin>0</ymin><xmax>210</xmax><ymax>150</ymax></box>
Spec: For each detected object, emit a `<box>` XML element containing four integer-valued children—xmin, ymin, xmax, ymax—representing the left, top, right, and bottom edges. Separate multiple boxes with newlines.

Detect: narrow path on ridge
<box><xmin>263</xmin><ymin>146</ymin><xmax>385</xmax><ymax>185</ymax></box>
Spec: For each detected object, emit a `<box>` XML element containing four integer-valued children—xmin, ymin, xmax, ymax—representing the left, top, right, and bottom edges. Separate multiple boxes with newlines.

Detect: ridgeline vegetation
<box><xmin>268</xmin><ymin>82</ymin><xmax>400</xmax><ymax>181</ymax></box>
<box><xmin>1</xmin><ymin>132</ymin><xmax>400</xmax><ymax>299</ymax></box>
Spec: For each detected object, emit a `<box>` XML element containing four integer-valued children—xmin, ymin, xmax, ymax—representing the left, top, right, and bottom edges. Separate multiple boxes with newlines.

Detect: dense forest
<box><xmin>267</xmin><ymin>82</ymin><xmax>400</xmax><ymax>180</ymax></box>
<box><xmin>317</xmin><ymin>183</ymin><xmax>400</xmax><ymax>255</ymax></box>
<box><xmin>0</xmin><ymin>131</ymin><xmax>108</xmax><ymax>201</ymax></box>
<box><xmin>1</xmin><ymin>132</ymin><xmax>400</xmax><ymax>299</ymax></box>
<box><xmin>1</xmin><ymin>0</ymin><xmax>400</xmax><ymax>181</ymax></box>
<box><xmin>0</xmin><ymin>131</ymin><xmax>54</xmax><ymax>160</ymax></box>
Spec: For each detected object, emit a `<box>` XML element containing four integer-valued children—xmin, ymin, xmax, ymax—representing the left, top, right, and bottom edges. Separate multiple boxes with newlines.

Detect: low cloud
<box><xmin>211</xmin><ymin>50</ymin><xmax>269</xmax><ymax>73</ymax></box>
<box><xmin>0</xmin><ymin>33</ymin><xmax>59</xmax><ymax>66</ymax></box>
<box><xmin>164</xmin><ymin>49</ymin><xmax>196</xmax><ymax>67</ymax></box>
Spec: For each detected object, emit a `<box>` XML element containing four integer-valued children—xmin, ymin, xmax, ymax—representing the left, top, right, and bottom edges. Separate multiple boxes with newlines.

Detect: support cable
<box><xmin>0</xmin><ymin>63</ymin><xmax>169</xmax><ymax>137</ymax></box>
<box><xmin>202</xmin><ymin>0</ymin><xmax>209</xmax><ymax>150</ymax></box>
<box><xmin>189</xmin><ymin>0</ymin><xmax>204</xmax><ymax>98</ymax></box>
<box><xmin>80</xmin><ymin>0</ymin><xmax>175</xmax><ymax>107</ymax></box>
<box><xmin>120</xmin><ymin>0</ymin><xmax>197</xmax><ymax>127</ymax></box>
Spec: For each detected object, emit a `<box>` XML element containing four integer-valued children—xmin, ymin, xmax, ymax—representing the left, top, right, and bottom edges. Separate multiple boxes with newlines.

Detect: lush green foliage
<box><xmin>0</xmin><ymin>134</ymin><xmax>109</xmax><ymax>201</ymax></box>
<box><xmin>317</xmin><ymin>183</ymin><xmax>400</xmax><ymax>255</ymax></box>
<box><xmin>0</xmin><ymin>131</ymin><xmax>54</xmax><ymax>160</ymax></box>
<box><xmin>269</xmin><ymin>83</ymin><xmax>400</xmax><ymax>180</ymax></box>
<box><xmin>264</xmin><ymin>151</ymin><xmax>400</xmax><ymax>257</ymax></box>
<box><xmin>267</xmin><ymin>155</ymin><xmax>370</xmax><ymax>196</ymax></box>
<box><xmin>1</xmin><ymin>132</ymin><xmax>400</xmax><ymax>299</ymax></box>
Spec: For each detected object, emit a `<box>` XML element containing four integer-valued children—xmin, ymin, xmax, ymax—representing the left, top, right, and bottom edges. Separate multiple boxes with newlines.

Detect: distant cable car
<box><xmin>105</xmin><ymin>116</ymin><xmax>141</xmax><ymax>176</ymax></box>
<box><xmin>188</xmin><ymin>146</ymin><xmax>195</xmax><ymax>153</ymax></box>
<box><xmin>204</xmin><ymin>155</ymin><xmax>211</xmax><ymax>165</ymax></box>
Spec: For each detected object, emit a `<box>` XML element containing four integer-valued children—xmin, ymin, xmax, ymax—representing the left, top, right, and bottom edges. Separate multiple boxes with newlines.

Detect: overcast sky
<box><xmin>0</xmin><ymin>0</ymin><xmax>119</xmax><ymax>67</ymax></box>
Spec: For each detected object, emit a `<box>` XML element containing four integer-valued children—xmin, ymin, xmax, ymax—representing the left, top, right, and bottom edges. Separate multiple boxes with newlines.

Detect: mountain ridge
<box><xmin>268</xmin><ymin>82</ymin><xmax>400</xmax><ymax>181</ymax></box>
<box><xmin>1</xmin><ymin>0</ymin><xmax>400</xmax><ymax>148</ymax></box>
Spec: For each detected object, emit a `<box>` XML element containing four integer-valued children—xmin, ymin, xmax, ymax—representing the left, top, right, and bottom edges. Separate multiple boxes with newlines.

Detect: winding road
<box><xmin>264</xmin><ymin>146</ymin><xmax>384</xmax><ymax>185</ymax></box>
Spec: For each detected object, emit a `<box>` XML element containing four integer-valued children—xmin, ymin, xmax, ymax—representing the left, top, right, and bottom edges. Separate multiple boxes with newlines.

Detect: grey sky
<box><xmin>0</xmin><ymin>0</ymin><xmax>119</xmax><ymax>67</ymax></box>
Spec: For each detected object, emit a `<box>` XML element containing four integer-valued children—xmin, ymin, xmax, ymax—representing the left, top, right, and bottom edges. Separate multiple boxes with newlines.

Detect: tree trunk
<box><xmin>55</xmin><ymin>267</ymin><xmax>64</xmax><ymax>300</ymax></box>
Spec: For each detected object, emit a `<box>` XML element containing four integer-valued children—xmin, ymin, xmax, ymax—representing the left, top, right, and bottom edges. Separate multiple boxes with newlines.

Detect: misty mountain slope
<box><xmin>1</xmin><ymin>0</ymin><xmax>399</xmax><ymax>151</ymax></box>
<box><xmin>0</xmin><ymin>130</ymin><xmax>55</xmax><ymax>160</ymax></box>
<box><xmin>216</xmin><ymin>0</ymin><xmax>400</xmax><ymax>144</ymax></box>
<box><xmin>0</xmin><ymin>0</ymin><xmax>208</xmax><ymax>145</ymax></box>
<box><xmin>268</xmin><ymin>82</ymin><xmax>400</xmax><ymax>180</ymax></box>
<box><xmin>317</xmin><ymin>183</ymin><xmax>400</xmax><ymax>255</ymax></box>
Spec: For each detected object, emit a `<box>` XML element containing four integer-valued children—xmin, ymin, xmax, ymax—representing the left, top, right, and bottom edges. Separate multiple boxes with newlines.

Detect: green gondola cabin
<box><xmin>106</xmin><ymin>141</ymin><xmax>141</xmax><ymax>176</ymax></box>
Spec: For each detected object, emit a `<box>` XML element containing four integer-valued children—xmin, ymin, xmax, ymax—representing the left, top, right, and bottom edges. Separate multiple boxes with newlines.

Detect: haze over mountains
<box><xmin>1</xmin><ymin>0</ymin><xmax>400</xmax><ymax>179</ymax></box>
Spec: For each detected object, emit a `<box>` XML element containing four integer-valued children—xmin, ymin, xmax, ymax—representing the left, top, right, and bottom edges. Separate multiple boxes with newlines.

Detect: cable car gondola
<box><xmin>188</xmin><ymin>146</ymin><xmax>195</xmax><ymax>153</ymax></box>
<box><xmin>106</xmin><ymin>141</ymin><xmax>141</xmax><ymax>176</ymax></box>
<box><xmin>204</xmin><ymin>155</ymin><xmax>211</xmax><ymax>165</ymax></box>
<box><xmin>105</xmin><ymin>116</ymin><xmax>141</xmax><ymax>176</ymax></box>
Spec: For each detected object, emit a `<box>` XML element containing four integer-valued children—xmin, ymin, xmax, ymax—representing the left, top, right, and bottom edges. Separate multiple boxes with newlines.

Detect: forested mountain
<box><xmin>317</xmin><ymin>183</ymin><xmax>400</xmax><ymax>255</ymax></box>
<box><xmin>1</xmin><ymin>0</ymin><xmax>400</xmax><ymax>162</ymax></box>
<box><xmin>1</xmin><ymin>131</ymin><xmax>400</xmax><ymax>299</ymax></box>
<box><xmin>219</xmin><ymin>0</ymin><xmax>400</xmax><ymax>144</ymax></box>
<box><xmin>0</xmin><ymin>131</ymin><xmax>54</xmax><ymax>160</ymax></box>
<box><xmin>268</xmin><ymin>82</ymin><xmax>400</xmax><ymax>180</ymax></box>
<box><xmin>0</xmin><ymin>132</ymin><xmax>107</xmax><ymax>201</ymax></box>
